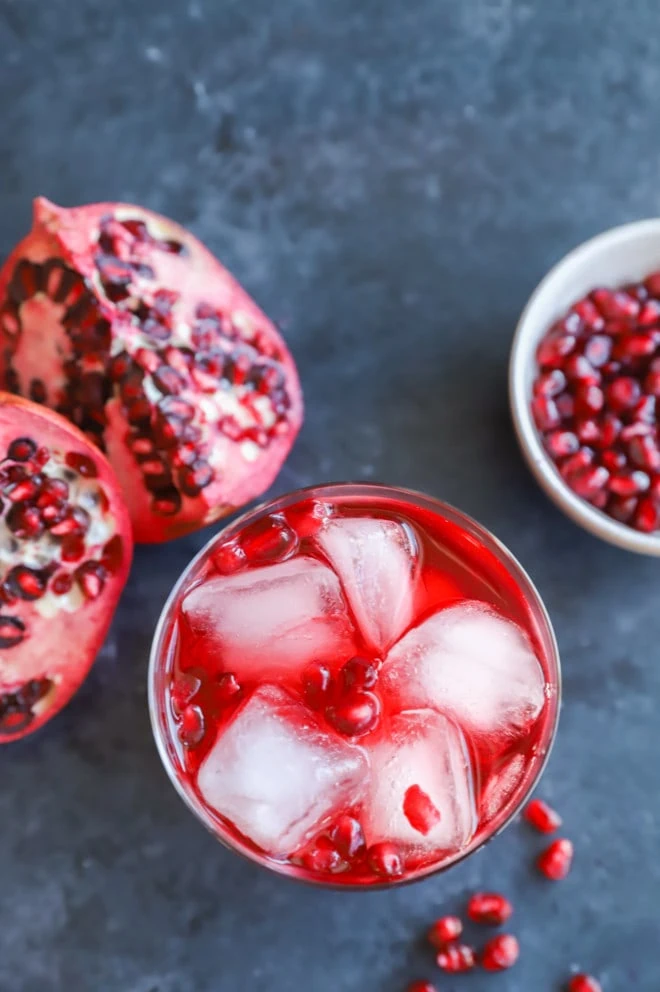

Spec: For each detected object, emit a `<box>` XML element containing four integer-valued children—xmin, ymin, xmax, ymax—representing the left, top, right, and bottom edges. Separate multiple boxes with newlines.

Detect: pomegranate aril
<box><xmin>598</xmin><ymin>414</ymin><xmax>622</xmax><ymax>449</ymax></box>
<box><xmin>436</xmin><ymin>944</ymin><xmax>475</xmax><ymax>973</ymax></box>
<box><xmin>61</xmin><ymin>536</ymin><xmax>86</xmax><ymax>562</ymax></box>
<box><xmin>560</xmin><ymin>448</ymin><xmax>594</xmax><ymax>478</ymax></box>
<box><xmin>402</xmin><ymin>784</ymin><xmax>442</xmax><ymax>835</ymax></box>
<box><xmin>330</xmin><ymin>815</ymin><xmax>365</xmax><ymax>858</ymax></box>
<box><xmin>613</xmin><ymin>331</ymin><xmax>657</xmax><ymax>360</ymax></box>
<box><xmin>5</xmin><ymin>503</ymin><xmax>44</xmax><ymax>538</ymax></box>
<box><xmin>36</xmin><ymin>477</ymin><xmax>69</xmax><ymax>505</ymax></box>
<box><xmin>536</xmin><ymin>328</ymin><xmax>577</xmax><ymax>369</ymax></box>
<box><xmin>627</xmin><ymin>435</ymin><xmax>660</xmax><ymax>471</ymax></box>
<box><xmin>545</xmin><ymin>430</ymin><xmax>580</xmax><ymax>458</ymax></box>
<box><xmin>240</xmin><ymin>515</ymin><xmax>298</xmax><ymax>563</ymax></box>
<box><xmin>7</xmin><ymin>437</ymin><xmax>37</xmax><ymax>462</ymax></box>
<box><xmin>606</xmin><ymin>376</ymin><xmax>641</xmax><ymax>412</ymax></box>
<box><xmin>645</xmin><ymin>270</ymin><xmax>660</xmax><ymax>297</ymax></box>
<box><xmin>179</xmin><ymin>459</ymin><xmax>214</xmax><ymax>498</ymax></box>
<box><xmin>466</xmin><ymin>892</ymin><xmax>513</xmax><ymax>926</ymax></box>
<box><xmin>532</xmin><ymin>369</ymin><xmax>566</xmax><ymax>397</ymax></box>
<box><xmin>532</xmin><ymin>396</ymin><xmax>560</xmax><ymax>431</ymax></box>
<box><xmin>576</xmin><ymin>420</ymin><xmax>601</xmax><ymax>445</ymax></box>
<box><xmin>582</xmin><ymin>334</ymin><xmax>611</xmax><ymax>366</ymax></box>
<box><xmin>48</xmin><ymin>507</ymin><xmax>90</xmax><ymax>537</ymax></box>
<box><xmin>427</xmin><ymin>916</ymin><xmax>463</xmax><ymax>949</ymax></box>
<box><xmin>302</xmin><ymin>663</ymin><xmax>333</xmax><ymax>709</ymax></box>
<box><xmin>326</xmin><ymin>690</ymin><xmax>380</xmax><ymax>738</ymax></box>
<box><xmin>216</xmin><ymin>672</ymin><xmax>241</xmax><ymax>704</ymax></box>
<box><xmin>366</xmin><ymin>842</ymin><xmax>404</xmax><ymax>877</ymax></box>
<box><xmin>608</xmin><ymin>471</ymin><xmax>650</xmax><ymax>496</ymax></box>
<box><xmin>573</xmin><ymin>298</ymin><xmax>604</xmax><ymax>329</ymax></box>
<box><xmin>574</xmin><ymin>384</ymin><xmax>604</xmax><ymax>417</ymax></box>
<box><xmin>591</xmin><ymin>287</ymin><xmax>639</xmax><ymax>321</ymax></box>
<box><xmin>564</xmin><ymin>355</ymin><xmax>600</xmax><ymax>384</ymax></box>
<box><xmin>7</xmin><ymin>565</ymin><xmax>47</xmax><ymax>601</ymax></box>
<box><xmin>212</xmin><ymin>540</ymin><xmax>247</xmax><ymax>575</ymax></box>
<box><xmin>5</xmin><ymin>477</ymin><xmax>39</xmax><ymax>502</ymax></box>
<box><xmin>178</xmin><ymin>703</ymin><xmax>205</xmax><ymax>747</ymax></box>
<box><xmin>302</xmin><ymin>836</ymin><xmax>343</xmax><ymax>874</ymax></box>
<box><xmin>65</xmin><ymin>451</ymin><xmax>99</xmax><ymax>478</ymax></box>
<box><xmin>567</xmin><ymin>975</ymin><xmax>603</xmax><ymax>992</ymax></box>
<box><xmin>480</xmin><ymin>933</ymin><xmax>519</xmax><ymax>971</ymax></box>
<box><xmin>566</xmin><ymin>466</ymin><xmax>609</xmax><ymax>501</ymax></box>
<box><xmin>170</xmin><ymin>672</ymin><xmax>202</xmax><ymax>717</ymax></box>
<box><xmin>340</xmin><ymin>655</ymin><xmax>379</xmax><ymax>691</ymax></box>
<box><xmin>537</xmin><ymin>837</ymin><xmax>574</xmax><ymax>880</ymax></box>
<box><xmin>523</xmin><ymin>798</ymin><xmax>562</xmax><ymax>833</ymax></box>
<box><xmin>601</xmin><ymin>449</ymin><xmax>626</xmax><ymax>472</ymax></box>
<box><xmin>75</xmin><ymin>561</ymin><xmax>106</xmax><ymax>600</ymax></box>
<box><xmin>634</xmin><ymin>497</ymin><xmax>659</xmax><ymax>532</ymax></box>
<box><xmin>638</xmin><ymin>299</ymin><xmax>660</xmax><ymax>325</ymax></box>
<box><xmin>609</xmin><ymin>495</ymin><xmax>638</xmax><ymax>523</ymax></box>
<box><xmin>52</xmin><ymin>573</ymin><xmax>73</xmax><ymax>595</ymax></box>
<box><xmin>0</xmin><ymin>615</ymin><xmax>26</xmax><ymax>648</ymax></box>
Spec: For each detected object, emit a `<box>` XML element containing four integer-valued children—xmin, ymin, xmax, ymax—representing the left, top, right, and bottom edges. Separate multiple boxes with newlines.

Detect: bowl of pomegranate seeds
<box><xmin>510</xmin><ymin>218</ymin><xmax>660</xmax><ymax>554</ymax></box>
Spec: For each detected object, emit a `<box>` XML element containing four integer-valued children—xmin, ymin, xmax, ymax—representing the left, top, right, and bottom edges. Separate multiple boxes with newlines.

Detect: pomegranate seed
<box><xmin>591</xmin><ymin>287</ymin><xmax>639</xmax><ymax>320</ymax></box>
<box><xmin>601</xmin><ymin>449</ymin><xmax>626</xmax><ymax>472</ymax></box>
<box><xmin>533</xmin><ymin>369</ymin><xmax>567</xmax><ymax>397</ymax></box>
<box><xmin>466</xmin><ymin>892</ymin><xmax>513</xmax><ymax>926</ymax></box>
<box><xmin>545</xmin><ymin>430</ymin><xmax>580</xmax><ymax>458</ymax></box>
<box><xmin>427</xmin><ymin>916</ymin><xmax>463</xmax><ymax>949</ymax></box>
<box><xmin>634</xmin><ymin>496</ymin><xmax>659</xmax><ymax>532</ymax></box>
<box><xmin>212</xmin><ymin>540</ymin><xmax>247</xmax><ymax>574</ymax></box>
<box><xmin>436</xmin><ymin>944</ymin><xmax>475</xmax><ymax>973</ymax></box>
<box><xmin>606</xmin><ymin>376</ymin><xmax>641</xmax><ymax>412</ymax></box>
<box><xmin>572</xmin><ymin>299</ymin><xmax>604</xmax><ymax>328</ymax></box>
<box><xmin>608</xmin><ymin>470</ymin><xmax>650</xmax><ymax>496</ymax></box>
<box><xmin>638</xmin><ymin>299</ymin><xmax>660</xmax><ymax>324</ymax></box>
<box><xmin>330</xmin><ymin>815</ymin><xmax>366</xmax><ymax>858</ymax></box>
<box><xmin>340</xmin><ymin>656</ymin><xmax>379</xmax><ymax>691</ymax></box>
<box><xmin>75</xmin><ymin>561</ymin><xmax>106</xmax><ymax>600</ymax></box>
<box><xmin>537</xmin><ymin>838</ymin><xmax>574</xmax><ymax>880</ymax></box>
<box><xmin>326</xmin><ymin>690</ymin><xmax>380</xmax><ymax>738</ymax></box>
<box><xmin>644</xmin><ymin>270</ymin><xmax>660</xmax><ymax>297</ymax></box>
<box><xmin>566</xmin><ymin>466</ymin><xmax>609</xmax><ymax>501</ymax></box>
<box><xmin>240</xmin><ymin>515</ymin><xmax>298</xmax><ymax>563</ymax></box>
<box><xmin>170</xmin><ymin>673</ymin><xmax>202</xmax><ymax>718</ymax></box>
<box><xmin>574</xmin><ymin>383</ymin><xmax>605</xmax><ymax>416</ymax></box>
<box><xmin>536</xmin><ymin>332</ymin><xmax>576</xmax><ymax>369</ymax></box>
<box><xmin>65</xmin><ymin>451</ymin><xmax>98</xmax><ymax>477</ymax></box>
<box><xmin>644</xmin><ymin>369</ymin><xmax>660</xmax><ymax>395</ymax></box>
<box><xmin>576</xmin><ymin>420</ymin><xmax>601</xmax><ymax>445</ymax></box>
<box><xmin>61</xmin><ymin>535</ymin><xmax>86</xmax><ymax>562</ymax></box>
<box><xmin>582</xmin><ymin>334</ymin><xmax>611</xmax><ymax>366</ymax></box>
<box><xmin>480</xmin><ymin>933</ymin><xmax>519</xmax><ymax>971</ymax></box>
<box><xmin>8</xmin><ymin>566</ymin><xmax>47</xmax><ymax>601</ymax></box>
<box><xmin>628</xmin><ymin>434</ymin><xmax>660</xmax><ymax>471</ymax></box>
<box><xmin>402</xmin><ymin>785</ymin><xmax>442</xmax><ymax>835</ymax></box>
<box><xmin>6</xmin><ymin>503</ymin><xmax>44</xmax><ymax>539</ymax></box>
<box><xmin>532</xmin><ymin>396</ymin><xmax>561</xmax><ymax>431</ymax></box>
<box><xmin>302</xmin><ymin>836</ymin><xmax>343</xmax><ymax>873</ymax></box>
<box><xmin>632</xmin><ymin>394</ymin><xmax>656</xmax><ymax>422</ymax></box>
<box><xmin>6</xmin><ymin>478</ymin><xmax>39</xmax><ymax>502</ymax></box>
<box><xmin>523</xmin><ymin>798</ymin><xmax>562</xmax><ymax>833</ymax></box>
<box><xmin>52</xmin><ymin>573</ymin><xmax>73</xmax><ymax>595</ymax></box>
<box><xmin>0</xmin><ymin>615</ymin><xmax>25</xmax><ymax>648</ymax></box>
<box><xmin>556</xmin><ymin>393</ymin><xmax>575</xmax><ymax>419</ymax></box>
<box><xmin>178</xmin><ymin>703</ymin><xmax>205</xmax><ymax>747</ymax></box>
<box><xmin>284</xmin><ymin>498</ymin><xmax>334</xmax><ymax>537</ymax></box>
<box><xmin>597</xmin><ymin>413</ymin><xmax>622</xmax><ymax>449</ymax></box>
<box><xmin>407</xmin><ymin>983</ymin><xmax>437</xmax><ymax>992</ymax></box>
<box><xmin>367</xmin><ymin>842</ymin><xmax>404</xmax><ymax>877</ymax></box>
<box><xmin>216</xmin><ymin>672</ymin><xmax>241</xmax><ymax>704</ymax></box>
<box><xmin>7</xmin><ymin>437</ymin><xmax>37</xmax><ymax>462</ymax></box>
<box><xmin>302</xmin><ymin>663</ymin><xmax>333</xmax><ymax>709</ymax></box>
<box><xmin>609</xmin><ymin>495</ymin><xmax>638</xmax><ymax>523</ymax></box>
<box><xmin>564</xmin><ymin>355</ymin><xmax>600</xmax><ymax>384</ymax></box>
<box><xmin>567</xmin><ymin>975</ymin><xmax>603</xmax><ymax>992</ymax></box>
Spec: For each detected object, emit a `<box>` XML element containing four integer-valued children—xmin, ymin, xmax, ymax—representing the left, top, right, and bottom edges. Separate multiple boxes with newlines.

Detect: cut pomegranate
<box><xmin>531</xmin><ymin>271</ymin><xmax>660</xmax><ymax>532</ymax></box>
<box><xmin>427</xmin><ymin>916</ymin><xmax>463</xmax><ymax>949</ymax></box>
<box><xmin>0</xmin><ymin>199</ymin><xmax>303</xmax><ymax>542</ymax></box>
<box><xmin>567</xmin><ymin>975</ymin><xmax>603</xmax><ymax>992</ymax></box>
<box><xmin>480</xmin><ymin>933</ymin><xmax>519</xmax><ymax>971</ymax></box>
<box><xmin>0</xmin><ymin>393</ymin><xmax>132</xmax><ymax>741</ymax></box>
<box><xmin>466</xmin><ymin>892</ymin><xmax>513</xmax><ymax>926</ymax></box>
<box><xmin>436</xmin><ymin>944</ymin><xmax>476</xmax><ymax>973</ymax></box>
<box><xmin>523</xmin><ymin>797</ymin><xmax>562</xmax><ymax>833</ymax></box>
<box><xmin>537</xmin><ymin>837</ymin><xmax>574</xmax><ymax>880</ymax></box>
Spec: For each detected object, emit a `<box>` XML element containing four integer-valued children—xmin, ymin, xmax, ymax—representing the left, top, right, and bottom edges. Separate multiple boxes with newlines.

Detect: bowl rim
<box><xmin>509</xmin><ymin>218</ymin><xmax>660</xmax><ymax>556</ymax></box>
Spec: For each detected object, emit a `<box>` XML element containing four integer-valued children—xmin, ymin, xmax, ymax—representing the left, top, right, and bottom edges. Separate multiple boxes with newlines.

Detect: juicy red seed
<box><xmin>179</xmin><ymin>459</ymin><xmax>214</xmax><ymax>497</ymax></box>
<box><xmin>216</xmin><ymin>672</ymin><xmax>241</xmax><ymax>704</ymax></box>
<box><xmin>65</xmin><ymin>451</ymin><xmax>98</xmax><ymax>478</ymax></box>
<box><xmin>61</xmin><ymin>536</ymin><xmax>86</xmax><ymax>562</ymax></box>
<box><xmin>480</xmin><ymin>934</ymin><xmax>520</xmax><ymax>972</ymax></box>
<box><xmin>0</xmin><ymin>615</ymin><xmax>25</xmax><ymax>648</ymax></box>
<box><xmin>537</xmin><ymin>838</ymin><xmax>574</xmax><ymax>880</ymax></box>
<box><xmin>427</xmin><ymin>916</ymin><xmax>463</xmax><ymax>949</ymax></box>
<box><xmin>100</xmin><ymin>535</ymin><xmax>124</xmax><ymax>574</ymax></box>
<box><xmin>407</xmin><ymin>983</ymin><xmax>437</xmax><ymax>992</ymax></box>
<box><xmin>638</xmin><ymin>300</ymin><xmax>660</xmax><ymax>325</ymax></box>
<box><xmin>152</xmin><ymin>365</ymin><xmax>185</xmax><ymax>395</ymax></box>
<box><xmin>240</xmin><ymin>516</ymin><xmax>298</xmax><ymax>563</ymax></box>
<box><xmin>330</xmin><ymin>815</ymin><xmax>366</xmax><ymax>858</ymax></box>
<box><xmin>645</xmin><ymin>271</ymin><xmax>660</xmax><ymax>297</ymax></box>
<box><xmin>608</xmin><ymin>471</ymin><xmax>650</xmax><ymax>496</ymax></box>
<box><xmin>212</xmin><ymin>540</ymin><xmax>247</xmax><ymax>575</ymax></box>
<box><xmin>35</xmin><ymin>447</ymin><xmax>49</xmax><ymax>467</ymax></box>
<box><xmin>572</xmin><ymin>299</ymin><xmax>605</xmax><ymax>328</ymax></box>
<box><xmin>302</xmin><ymin>836</ymin><xmax>343</xmax><ymax>874</ymax></box>
<box><xmin>466</xmin><ymin>892</ymin><xmax>513</xmax><ymax>926</ymax></box>
<box><xmin>8</xmin><ymin>566</ymin><xmax>47</xmax><ymax>601</ymax></box>
<box><xmin>591</xmin><ymin>287</ymin><xmax>639</xmax><ymax>320</ymax></box>
<box><xmin>628</xmin><ymin>435</ymin><xmax>660</xmax><ymax>471</ymax></box>
<box><xmin>326</xmin><ymin>690</ymin><xmax>380</xmax><ymax>738</ymax></box>
<box><xmin>284</xmin><ymin>498</ymin><xmax>334</xmax><ymax>537</ymax></box>
<box><xmin>582</xmin><ymin>334</ymin><xmax>611</xmax><ymax>367</ymax></box>
<box><xmin>75</xmin><ymin>562</ymin><xmax>106</xmax><ymax>600</ymax></box>
<box><xmin>599</xmin><ymin>414</ymin><xmax>622</xmax><ymax>449</ymax></box>
<box><xmin>560</xmin><ymin>448</ymin><xmax>594</xmax><ymax>478</ymax></box>
<box><xmin>523</xmin><ymin>798</ymin><xmax>562</xmax><ymax>833</ymax></box>
<box><xmin>7</xmin><ymin>437</ymin><xmax>37</xmax><ymax>462</ymax></box>
<box><xmin>340</xmin><ymin>656</ymin><xmax>379</xmax><ymax>691</ymax></box>
<box><xmin>402</xmin><ymin>784</ymin><xmax>442</xmax><ymax>836</ymax></box>
<box><xmin>36</xmin><ymin>478</ymin><xmax>69</xmax><ymax>506</ymax></box>
<box><xmin>566</xmin><ymin>466</ymin><xmax>609</xmax><ymax>500</ymax></box>
<box><xmin>52</xmin><ymin>573</ymin><xmax>73</xmax><ymax>595</ymax></box>
<box><xmin>644</xmin><ymin>369</ymin><xmax>660</xmax><ymax>396</ymax></box>
<box><xmin>632</xmin><ymin>394</ymin><xmax>656</xmax><ymax>423</ymax></box>
<box><xmin>576</xmin><ymin>420</ymin><xmax>601</xmax><ymax>445</ymax></box>
<box><xmin>6</xmin><ymin>478</ymin><xmax>39</xmax><ymax>502</ymax></box>
<box><xmin>545</xmin><ymin>431</ymin><xmax>580</xmax><ymax>458</ymax></box>
<box><xmin>564</xmin><ymin>355</ymin><xmax>600</xmax><ymax>384</ymax></box>
<box><xmin>48</xmin><ymin>508</ymin><xmax>90</xmax><ymax>537</ymax></box>
<box><xmin>533</xmin><ymin>369</ymin><xmax>567</xmax><ymax>397</ymax></box>
<box><xmin>536</xmin><ymin>332</ymin><xmax>576</xmax><ymax>368</ymax></box>
<box><xmin>574</xmin><ymin>383</ymin><xmax>604</xmax><ymax>416</ymax></box>
<box><xmin>613</xmin><ymin>331</ymin><xmax>657</xmax><ymax>360</ymax></box>
<box><xmin>606</xmin><ymin>376</ymin><xmax>641</xmax><ymax>412</ymax></box>
<box><xmin>634</xmin><ymin>497</ymin><xmax>659</xmax><ymax>532</ymax></box>
<box><xmin>178</xmin><ymin>704</ymin><xmax>205</xmax><ymax>747</ymax></box>
<box><xmin>170</xmin><ymin>672</ymin><xmax>202</xmax><ymax>717</ymax></box>
<box><xmin>532</xmin><ymin>396</ymin><xmax>560</xmax><ymax>431</ymax></box>
<box><xmin>601</xmin><ymin>449</ymin><xmax>626</xmax><ymax>472</ymax></box>
<box><xmin>302</xmin><ymin>663</ymin><xmax>333</xmax><ymax>709</ymax></box>
<box><xmin>367</xmin><ymin>842</ymin><xmax>404</xmax><ymax>877</ymax></box>
<box><xmin>609</xmin><ymin>495</ymin><xmax>638</xmax><ymax>523</ymax></box>
<box><xmin>436</xmin><ymin>944</ymin><xmax>476</xmax><ymax>973</ymax></box>
<box><xmin>567</xmin><ymin>975</ymin><xmax>603</xmax><ymax>992</ymax></box>
<box><xmin>5</xmin><ymin>503</ymin><xmax>44</xmax><ymax>538</ymax></box>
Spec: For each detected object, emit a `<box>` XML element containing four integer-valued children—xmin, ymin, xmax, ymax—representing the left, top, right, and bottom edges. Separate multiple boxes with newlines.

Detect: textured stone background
<box><xmin>1</xmin><ymin>0</ymin><xmax>658</xmax><ymax>989</ymax></box>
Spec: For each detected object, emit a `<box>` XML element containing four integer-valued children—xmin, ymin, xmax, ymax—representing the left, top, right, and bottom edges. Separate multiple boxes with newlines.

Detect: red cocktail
<box><xmin>149</xmin><ymin>484</ymin><xmax>560</xmax><ymax>886</ymax></box>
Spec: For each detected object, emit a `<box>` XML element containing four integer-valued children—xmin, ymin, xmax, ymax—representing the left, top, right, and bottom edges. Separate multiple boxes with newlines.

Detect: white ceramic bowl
<box><xmin>509</xmin><ymin>219</ymin><xmax>660</xmax><ymax>556</ymax></box>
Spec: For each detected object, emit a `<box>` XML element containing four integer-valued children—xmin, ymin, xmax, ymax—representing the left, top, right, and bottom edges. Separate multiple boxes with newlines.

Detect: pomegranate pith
<box><xmin>0</xmin><ymin>199</ymin><xmax>303</xmax><ymax>542</ymax></box>
<box><xmin>0</xmin><ymin>393</ymin><xmax>132</xmax><ymax>741</ymax></box>
<box><xmin>532</xmin><ymin>273</ymin><xmax>660</xmax><ymax>533</ymax></box>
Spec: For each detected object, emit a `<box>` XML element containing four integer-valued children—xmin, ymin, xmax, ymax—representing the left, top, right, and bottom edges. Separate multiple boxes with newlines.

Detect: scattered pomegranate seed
<box><xmin>436</xmin><ymin>944</ymin><xmax>475</xmax><ymax>973</ymax></box>
<box><xmin>480</xmin><ymin>934</ymin><xmax>520</xmax><ymax>971</ymax></box>
<box><xmin>240</xmin><ymin>514</ymin><xmax>298</xmax><ymax>563</ymax></box>
<box><xmin>407</xmin><ymin>983</ymin><xmax>437</xmax><ymax>992</ymax></box>
<box><xmin>466</xmin><ymin>892</ymin><xmax>513</xmax><ymax>926</ymax></box>
<box><xmin>427</xmin><ymin>916</ymin><xmax>463</xmax><ymax>949</ymax></box>
<box><xmin>523</xmin><ymin>798</ymin><xmax>562</xmax><ymax>833</ymax></box>
<box><xmin>537</xmin><ymin>838</ymin><xmax>574</xmax><ymax>880</ymax></box>
<box><xmin>402</xmin><ymin>784</ymin><xmax>442</xmax><ymax>836</ymax></box>
<box><xmin>567</xmin><ymin>974</ymin><xmax>603</xmax><ymax>992</ymax></box>
<box><xmin>367</xmin><ymin>842</ymin><xmax>404</xmax><ymax>878</ymax></box>
<box><xmin>326</xmin><ymin>690</ymin><xmax>380</xmax><ymax>738</ymax></box>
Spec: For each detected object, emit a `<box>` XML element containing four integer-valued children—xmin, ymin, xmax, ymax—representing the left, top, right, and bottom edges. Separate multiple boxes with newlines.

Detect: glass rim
<box><xmin>148</xmin><ymin>481</ymin><xmax>562</xmax><ymax>890</ymax></box>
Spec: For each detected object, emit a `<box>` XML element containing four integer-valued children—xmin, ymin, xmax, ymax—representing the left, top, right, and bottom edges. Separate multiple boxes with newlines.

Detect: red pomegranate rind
<box><xmin>0</xmin><ymin>393</ymin><xmax>132</xmax><ymax>741</ymax></box>
<box><xmin>0</xmin><ymin>199</ymin><xmax>303</xmax><ymax>543</ymax></box>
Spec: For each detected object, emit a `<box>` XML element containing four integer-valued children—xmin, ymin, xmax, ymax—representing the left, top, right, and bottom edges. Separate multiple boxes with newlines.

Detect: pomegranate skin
<box><xmin>0</xmin><ymin>392</ymin><xmax>133</xmax><ymax>741</ymax></box>
<box><xmin>0</xmin><ymin>199</ymin><xmax>304</xmax><ymax>543</ymax></box>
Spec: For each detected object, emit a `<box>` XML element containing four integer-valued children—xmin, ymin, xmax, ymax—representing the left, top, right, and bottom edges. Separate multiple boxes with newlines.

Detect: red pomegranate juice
<box><xmin>152</xmin><ymin>486</ymin><xmax>559</xmax><ymax>886</ymax></box>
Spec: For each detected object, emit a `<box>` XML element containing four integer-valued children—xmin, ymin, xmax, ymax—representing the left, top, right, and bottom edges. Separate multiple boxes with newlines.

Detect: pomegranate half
<box><xmin>0</xmin><ymin>199</ymin><xmax>304</xmax><ymax>542</ymax></box>
<box><xmin>0</xmin><ymin>393</ymin><xmax>132</xmax><ymax>741</ymax></box>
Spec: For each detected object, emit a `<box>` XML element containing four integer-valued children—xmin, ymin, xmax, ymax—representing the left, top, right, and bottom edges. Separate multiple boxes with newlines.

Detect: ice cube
<box><xmin>197</xmin><ymin>685</ymin><xmax>369</xmax><ymax>856</ymax></box>
<box><xmin>316</xmin><ymin>516</ymin><xmax>420</xmax><ymax>653</ymax></box>
<box><xmin>382</xmin><ymin>602</ymin><xmax>546</xmax><ymax>737</ymax></box>
<box><xmin>182</xmin><ymin>556</ymin><xmax>356</xmax><ymax>681</ymax></box>
<box><xmin>361</xmin><ymin>709</ymin><xmax>477</xmax><ymax>854</ymax></box>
